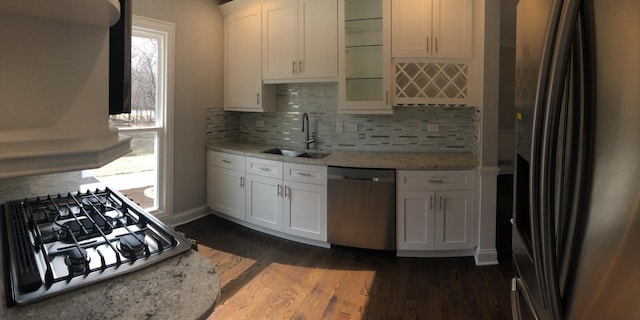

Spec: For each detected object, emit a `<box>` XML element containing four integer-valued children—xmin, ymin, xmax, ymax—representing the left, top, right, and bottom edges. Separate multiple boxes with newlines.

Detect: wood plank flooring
<box><xmin>177</xmin><ymin>214</ymin><xmax>513</xmax><ymax>320</ymax></box>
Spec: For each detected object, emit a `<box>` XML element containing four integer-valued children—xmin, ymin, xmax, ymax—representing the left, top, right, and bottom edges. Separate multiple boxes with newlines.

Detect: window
<box><xmin>85</xmin><ymin>17</ymin><xmax>175</xmax><ymax>218</ymax></box>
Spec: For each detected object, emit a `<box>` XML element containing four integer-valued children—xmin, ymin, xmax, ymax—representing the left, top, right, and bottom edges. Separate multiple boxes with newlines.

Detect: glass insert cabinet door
<box><xmin>338</xmin><ymin>0</ymin><xmax>392</xmax><ymax>114</ymax></box>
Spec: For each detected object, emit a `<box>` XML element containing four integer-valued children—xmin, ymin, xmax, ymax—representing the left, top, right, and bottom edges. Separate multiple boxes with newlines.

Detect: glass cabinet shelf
<box><xmin>345</xmin><ymin>18</ymin><xmax>382</xmax><ymax>47</ymax></box>
<box><xmin>345</xmin><ymin>45</ymin><xmax>382</xmax><ymax>79</ymax></box>
<box><xmin>345</xmin><ymin>78</ymin><xmax>383</xmax><ymax>101</ymax></box>
<box><xmin>345</xmin><ymin>0</ymin><xmax>382</xmax><ymax>21</ymax></box>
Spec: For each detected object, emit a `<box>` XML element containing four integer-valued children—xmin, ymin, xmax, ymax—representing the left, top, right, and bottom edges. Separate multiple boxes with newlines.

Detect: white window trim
<box><xmin>130</xmin><ymin>16</ymin><xmax>175</xmax><ymax>219</ymax></box>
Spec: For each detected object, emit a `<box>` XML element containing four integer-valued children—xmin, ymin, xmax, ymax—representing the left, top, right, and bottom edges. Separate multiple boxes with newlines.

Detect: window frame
<box><xmin>122</xmin><ymin>16</ymin><xmax>175</xmax><ymax>219</ymax></box>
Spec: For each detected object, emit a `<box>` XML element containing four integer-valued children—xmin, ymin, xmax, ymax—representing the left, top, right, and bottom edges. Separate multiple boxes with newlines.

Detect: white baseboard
<box><xmin>210</xmin><ymin>211</ymin><xmax>331</xmax><ymax>249</ymax></box>
<box><xmin>397</xmin><ymin>249</ymin><xmax>476</xmax><ymax>258</ymax></box>
<box><xmin>474</xmin><ymin>249</ymin><xmax>499</xmax><ymax>266</ymax></box>
<box><xmin>161</xmin><ymin>205</ymin><xmax>211</xmax><ymax>227</ymax></box>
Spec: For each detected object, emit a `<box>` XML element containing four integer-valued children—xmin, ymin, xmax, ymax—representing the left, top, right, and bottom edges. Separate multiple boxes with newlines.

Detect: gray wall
<box><xmin>133</xmin><ymin>0</ymin><xmax>224</xmax><ymax>215</ymax></box>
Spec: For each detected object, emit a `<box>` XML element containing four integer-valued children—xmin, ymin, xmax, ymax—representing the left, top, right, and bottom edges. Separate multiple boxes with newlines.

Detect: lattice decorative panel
<box><xmin>395</xmin><ymin>62</ymin><xmax>468</xmax><ymax>100</ymax></box>
<box><xmin>515</xmin><ymin>61</ymin><xmax>538</xmax><ymax>107</ymax></box>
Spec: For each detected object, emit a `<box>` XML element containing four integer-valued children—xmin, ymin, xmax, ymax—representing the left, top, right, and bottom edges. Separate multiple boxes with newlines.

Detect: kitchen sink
<box><xmin>261</xmin><ymin>148</ymin><xmax>330</xmax><ymax>159</ymax></box>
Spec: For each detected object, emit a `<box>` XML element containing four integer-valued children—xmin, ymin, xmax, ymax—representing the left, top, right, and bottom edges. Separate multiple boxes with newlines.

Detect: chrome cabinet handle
<box><xmin>429</xmin><ymin>195</ymin><xmax>433</xmax><ymax>211</ymax></box>
<box><xmin>284</xmin><ymin>186</ymin><xmax>290</xmax><ymax>198</ymax></box>
<box><xmin>259</xmin><ymin>167</ymin><xmax>271</xmax><ymax>172</ymax></box>
<box><xmin>428</xmin><ymin>178</ymin><xmax>443</xmax><ymax>183</ymax></box>
<box><xmin>292</xmin><ymin>60</ymin><xmax>296</xmax><ymax>74</ymax></box>
<box><xmin>240</xmin><ymin>176</ymin><xmax>244</xmax><ymax>188</ymax></box>
<box><xmin>257</xmin><ymin>93</ymin><xmax>260</xmax><ymax>105</ymax></box>
<box><xmin>277</xmin><ymin>184</ymin><xmax>282</xmax><ymax>197</ymax></box>
<box><xmin>427</xmin><ymin>36</ymin><xmax>430</xmax><ymax>53</ymax></box>
<box><xmin>299</xmin><ymin>60</ymin><xmax>303</xmax><ymax>73</ymax></box>
<box><xmin>435</xmin><ymin>37</ymin><xmax>438</xmax><ymax>54</ymax></box>
<box><xmin>221</xmin><ymin>159</ymin><xmax>232</xmax><ymax>164</ymax></box>
<box><xmin>297</xmin><ymin>172</ymin><xmax>313</xmax><ymax>177</ymax></box>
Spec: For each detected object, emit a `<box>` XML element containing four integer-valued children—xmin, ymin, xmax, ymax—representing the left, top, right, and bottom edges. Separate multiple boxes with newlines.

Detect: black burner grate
<box><xmin>9</xmin><ymin>203</ymin><xmax>42</xmax><ymax>293</ymax></box>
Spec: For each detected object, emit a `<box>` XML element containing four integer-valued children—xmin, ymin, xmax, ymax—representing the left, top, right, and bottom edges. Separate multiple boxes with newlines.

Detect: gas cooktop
<box><xmin>1</xmin><ymin>187</ymin><xmax>193</xmax><ymax>306</ymax></box>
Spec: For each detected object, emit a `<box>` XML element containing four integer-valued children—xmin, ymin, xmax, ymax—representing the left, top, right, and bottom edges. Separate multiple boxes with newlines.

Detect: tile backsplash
<box><xmin>206</xmin><ymin>83</ymin><xmax>478</xmax><ymax>154</ymax></box>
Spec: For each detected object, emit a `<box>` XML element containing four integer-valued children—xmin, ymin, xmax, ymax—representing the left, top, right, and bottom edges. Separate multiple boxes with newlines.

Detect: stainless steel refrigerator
<box><xmin>511</xmin><ymin>0</ymin><xmax>640</xmax><ymax>319</ymax></box>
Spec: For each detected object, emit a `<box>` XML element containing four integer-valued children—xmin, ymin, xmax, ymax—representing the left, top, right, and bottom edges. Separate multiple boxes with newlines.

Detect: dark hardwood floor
<box><xmin>177</xmin><ymin>174</ymin><xmax>514</xmax><ymax>320</ymax></box>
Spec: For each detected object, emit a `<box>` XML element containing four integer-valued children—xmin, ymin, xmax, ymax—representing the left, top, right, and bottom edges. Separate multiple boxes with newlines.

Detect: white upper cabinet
<box><xmin>392</xmin><ymin>0</ymin><xmax>473</xmax><ymax>59</ymax></box>
<box><xmin>262</xmin><ymin>0</ymin><xmax>338</xmax><ymax>82</ymax></box>
<box><xmin>224</xmin><ymin>5</ymin><xmax>275</xmax><ymax>112</ymax></box>
<box><xmin>338</xmin><ymin>0</ymin><xmax>392</xmax><ymax>114</ymax></box>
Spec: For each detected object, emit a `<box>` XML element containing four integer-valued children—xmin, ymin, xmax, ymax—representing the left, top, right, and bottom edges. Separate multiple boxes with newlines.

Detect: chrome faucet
<box><xmin>301</xmin><ymin>112</ymin><xmax>315</xmax><ymax>150</ymax></box>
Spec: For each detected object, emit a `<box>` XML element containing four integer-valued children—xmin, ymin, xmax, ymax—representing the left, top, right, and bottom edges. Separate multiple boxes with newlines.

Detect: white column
<box><xmin>474</xmin><ymin>0</ymin><xmax>500</xmax><ymax>266</ymax></box>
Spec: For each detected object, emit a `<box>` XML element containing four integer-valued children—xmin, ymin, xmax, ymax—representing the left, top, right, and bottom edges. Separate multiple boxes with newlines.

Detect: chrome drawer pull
<box><xmin>221</xmin><ymin>160</ymin><xmax>232</xmax><ymax>164</ymax></box>
<box><xmin>428</xmin><ymin>178</ymin><xmax>444</xmax><ymax>183</ymax></box>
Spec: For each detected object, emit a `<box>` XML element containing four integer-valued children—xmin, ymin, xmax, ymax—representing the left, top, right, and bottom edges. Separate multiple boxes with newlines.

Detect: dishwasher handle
<box><xmin>328</xmin><ymin>175</ymin><xmax>394</xmax><ymax>183</ymax></box>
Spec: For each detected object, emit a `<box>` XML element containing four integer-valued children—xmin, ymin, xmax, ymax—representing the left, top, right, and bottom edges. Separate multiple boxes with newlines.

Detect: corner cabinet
<box><xmin>262</xmin><ymin>0</ymin><xmax>338</xmax><ymax>82</ymax></box>
<box><xmin>391</xmin><ymin>0</ymin><xmax>473</xmax><ymax>59</ymax></box>
<box><xmin>207</xmin><ymin>151</ymin><xmax>246</xmax><ymax>220</ymax></box>
<box><xmin>337</xmin><ymin>0</ymin><xmax>392</xmax><ymax>114</ymax></box>
<box><xmin>223</xmin><ymin>2</ymin><xmax>275</xmax><ymax>112</ymax></box>
<box><xmin>396</xmin><ymin>170</ymin><xmax>476</xmax><ymax>253</ymax></box>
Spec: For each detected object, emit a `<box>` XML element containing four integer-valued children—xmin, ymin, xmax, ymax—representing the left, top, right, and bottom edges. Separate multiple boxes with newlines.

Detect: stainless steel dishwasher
<box><xmin>327</xmin><ymin>166</ymin><xmax>396</xmax><ymax>250</ymax></box>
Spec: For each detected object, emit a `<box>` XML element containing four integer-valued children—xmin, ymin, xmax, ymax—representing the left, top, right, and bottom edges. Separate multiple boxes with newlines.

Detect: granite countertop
<box><xmin>1</xmin><ymin>249</ymin><xmax>220</xmax><ymax>320</ymax></box>
<box><xmin>208</xmin><ymin>141</ymin><xmax>478</xmax><ymax>169</ymax></box>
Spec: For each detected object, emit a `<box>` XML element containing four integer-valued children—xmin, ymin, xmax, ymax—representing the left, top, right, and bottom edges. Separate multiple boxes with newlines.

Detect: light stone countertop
<box><xmin>1</xmin><ymin>249</ymin><xmax>220</xmax><ymax>320</ymax></box>
<box><xmin>208</xmin><ymin>141</ymin><xmax>478</xmax><ymax>169</ymax></box>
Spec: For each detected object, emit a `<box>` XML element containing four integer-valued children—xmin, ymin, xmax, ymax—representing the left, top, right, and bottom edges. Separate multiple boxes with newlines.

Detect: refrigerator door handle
<box><xmin>511</xmin><ymin>277</ymin><xmax>541</xmax><ymax>320</ymax></box>
<box><xmin>539</xmin><ymin>0</ymin><xmax>584</xmax><ymax>318</ymax></box>
<box><xmin>529</xmin><ymin>0</ymin><xmax>564</xmax><ymax>312</ymax></box>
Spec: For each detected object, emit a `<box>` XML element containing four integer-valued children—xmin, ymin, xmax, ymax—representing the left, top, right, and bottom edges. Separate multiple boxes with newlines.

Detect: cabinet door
<box><xmin>283</xmin><ymin>181</ymin><xmax>327</xmax><ymax>241</ymax></box>
<box><xmin>338</xmin><ymin>0</ymin><xmax>392</xmax><ymax>114</ymax></box>
<box><xmin>245</xmin><ymin>173</ymin><xmax>284</xmax><ymax>231</ymax></box>
<box><xmin>298</xmin><ymin>0</ymin><xmax>338</xmax><ymax>79</ymax></box>
<box><xmin>211</xmin><ymin>167</ymin><xmax>246</xmax><ymax>221</ymax></box>
<box><xmin>432</xmin><ymin>0</ymin><xmax>473</xmax><ymax>59</ymax></box>
<box><xmin>434</xmin><ymin>190</ymin><xmax>475</xmax><ymax>250</ymax></box>
<box><xmin>391</xmin><ymin>0</ymin><xmax>472</xmax><ymax>59</ymax></box>
<box><xmin>225</xmin><ymin>6</ymin><xmax>263</xmax><ymax>111</ymax></box>
<box><xmin>397</xmin><ymin>190</ymin><xmax>435</xmax><ymax>250</ymax></box>
<box><xmin>391</xmin><ymin>0</ymin><xmax>432</xmax><ymax>57</ymax></box>
<box><xmin>262</xmin><ymin>0</ymin><xmax>298</xmax><ymax>80</ymax></box>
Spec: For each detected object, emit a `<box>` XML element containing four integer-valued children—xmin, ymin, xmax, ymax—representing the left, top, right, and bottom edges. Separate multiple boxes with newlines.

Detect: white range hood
<box><xmin>0</xmin><ymin>0</ymin><xmax>131</xmax><ymax>179</ymax></box>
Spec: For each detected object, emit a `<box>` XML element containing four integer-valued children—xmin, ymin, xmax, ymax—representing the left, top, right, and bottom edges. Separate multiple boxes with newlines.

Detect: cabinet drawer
<box><xmin>397</xmin><ymin>170</ymin><xmax>475</xmax><ymax>191</ymax></box>
<box><xmin>246</xmin><ymin>156</ymin><xmax>283</xmax><ymax>179</ymax></box>
<box><xmin>284</xmin><ymin>163</ymin><xmax>327</xmax><ymax>185</ymax></box>
<box><xmin>209</xmin><ymin>151</ymin><xmax>245</xmax><ymax>171</ymax></box>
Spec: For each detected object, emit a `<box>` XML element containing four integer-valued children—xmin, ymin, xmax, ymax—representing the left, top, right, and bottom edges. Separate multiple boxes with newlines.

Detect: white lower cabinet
<box><xmin>283</xmin><ymin>163</ymin><xmax>327</xmax><ymax>241</ymax></box>
<box><xmin>207</xmin><ymin>151</ymin><xmax>246</xmax><ymax>221</ymax></box>
<box><xmin>245</xmin><ymin>157</ymin><xmax>285</xmax><ymax>231</ymax></box>
<box><xmin>397</xmin><ymin>170</ymin><xmax>476</xmax><ymax>251</ymax></box>
<box><xmin>244</xmin><ymin>157</ymin><xmax>327</xmax><ymax>241</ymax></box>
<box><xmin>245</xmin><ymin>173</ymin><xmax>284</xmax><ymax>230</ymax></box>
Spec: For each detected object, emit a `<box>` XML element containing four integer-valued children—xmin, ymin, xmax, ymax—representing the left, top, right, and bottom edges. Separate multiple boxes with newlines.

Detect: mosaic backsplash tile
<box><xmin>206</xmin><ymin>83</ymin><xmax>478</xmax><ymax>153</ymax></box>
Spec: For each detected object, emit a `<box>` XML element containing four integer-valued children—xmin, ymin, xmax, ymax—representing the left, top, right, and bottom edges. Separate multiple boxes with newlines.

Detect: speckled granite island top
<box><xmin>1</xmin><ymin>250</ymin><xmax>220</xmax><ymax>320</ymax></box>
<box><xmin>209</xmin><ymin>141</ymin><xmax>478</xmax><ymax>169</ymax></box>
